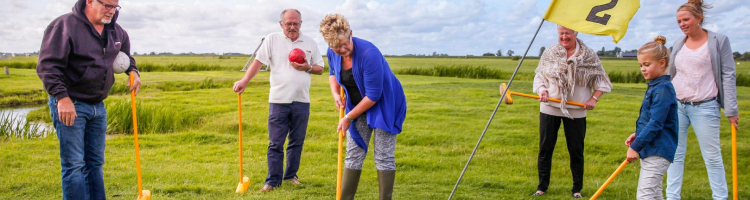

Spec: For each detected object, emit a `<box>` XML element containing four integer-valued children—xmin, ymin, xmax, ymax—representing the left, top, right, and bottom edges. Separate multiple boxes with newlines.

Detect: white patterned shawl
<box><xmin>535</xmin><ymin>39</ymin><xmax>612</xmax><ymax>118</ymax></box>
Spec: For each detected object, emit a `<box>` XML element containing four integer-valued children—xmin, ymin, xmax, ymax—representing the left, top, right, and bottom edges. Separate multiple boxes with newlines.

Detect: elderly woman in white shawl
<box><xmin>531</xmin><ymin>26</ymin><xmax>612</xmax><ymax>198</ymax></box>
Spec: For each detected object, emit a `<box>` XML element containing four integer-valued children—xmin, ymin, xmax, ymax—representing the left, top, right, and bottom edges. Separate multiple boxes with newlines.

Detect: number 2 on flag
<box><xmin>587</xmin><ymin>0</ymin><xmax>618</xmax><ymax>25</ymax></box>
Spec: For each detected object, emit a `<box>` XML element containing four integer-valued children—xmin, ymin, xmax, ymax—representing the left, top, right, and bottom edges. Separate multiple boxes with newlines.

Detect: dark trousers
<box><xmin>265</xmin><ymin>102</ymin><xmax>310</xmax><ymax>186</ymax></box>
<box><xmin>537</xmin><ymin>112</ymin><xmax>586</xmax><ymax>193</ymax></box>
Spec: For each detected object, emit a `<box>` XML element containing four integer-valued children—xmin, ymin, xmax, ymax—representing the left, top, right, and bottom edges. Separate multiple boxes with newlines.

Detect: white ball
<box><xmin>112</xmin><ymin>51</ymin><xmax>130</xmax><ymax>74</ymax></box>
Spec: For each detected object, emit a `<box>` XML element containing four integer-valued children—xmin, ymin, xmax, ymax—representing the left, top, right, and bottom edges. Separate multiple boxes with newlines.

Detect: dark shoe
<box><xmin>286</xmin><ymin>177</ymin><xmax>302</xmax><ymax>186</ymax></box>
<box><xmin>572</xmin><ymin>192</ymin><xmax>582</xmax><ymax>198</ymax></box>
<box><xmin>258</xmin><ymin>184</ymin><xmax>275</xmax><ymax>193</ymax></box>
<box><xmin>531</xmin><ymin>191</ymin><xmax>545</xmax><ymax>196</ymax></box>
<box><xmin>377</xmin><ymin>170</ymin><xmax>395</xmax><ymax>200</ymax></box>
<box><xmin>341</xmin><ymin>168</ymin><xmax>362</xmax><ymax>200</ymax></box>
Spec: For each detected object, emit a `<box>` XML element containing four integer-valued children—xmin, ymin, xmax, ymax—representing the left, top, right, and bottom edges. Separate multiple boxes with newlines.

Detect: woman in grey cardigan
<box><xmin>666</xmin><ymin>1</ymin><xmax>739</xmax><ymax>199</ymax></box>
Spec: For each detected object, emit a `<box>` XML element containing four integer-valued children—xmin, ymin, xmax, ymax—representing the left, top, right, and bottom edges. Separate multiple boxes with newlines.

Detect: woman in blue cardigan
<box><xmin>319</xmin><ymin>14</ymin><xmax>407</xmax><ymax>200</ymax></box>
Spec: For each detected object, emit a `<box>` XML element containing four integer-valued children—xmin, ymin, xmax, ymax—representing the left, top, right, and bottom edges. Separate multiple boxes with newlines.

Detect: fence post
<box><xmin>4</xmin><ymin>66</ymin><xmax>8</xmax><ymax>75</ymax></box>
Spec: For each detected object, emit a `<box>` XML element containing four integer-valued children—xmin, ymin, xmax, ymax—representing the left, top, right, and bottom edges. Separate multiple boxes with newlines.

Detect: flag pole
<box><xmin>448</xmin><ymin>19</ymin><xmax>546</xmax><ymax>200</ymax></box>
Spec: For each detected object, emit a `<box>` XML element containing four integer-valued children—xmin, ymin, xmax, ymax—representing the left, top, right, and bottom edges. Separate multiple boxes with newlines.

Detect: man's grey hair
<box><xmin>557</xmin><ymin>25</ymin><xmax>578</xmax><ymax>35</ymax></box>
<box><xmin>280</xmin><ymin>9</ymin><xmax>302</xmax><ymax>22</ymax></box>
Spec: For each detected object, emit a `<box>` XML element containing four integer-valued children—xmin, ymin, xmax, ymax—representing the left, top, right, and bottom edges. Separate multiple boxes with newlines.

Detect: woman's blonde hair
<box><xmin>638</xmin><ymin>36</ymin><xmax>670</xmax><ymax>68</ymax></box>
<box><xmin>678</xmin><ymin>0</ymin><xmax>712</xmax><ymax>25</ymax></box>
<box><xmin>319</xmin><ymin>14</ymin><xmax>351</xmax><ymax>47</ymax></box>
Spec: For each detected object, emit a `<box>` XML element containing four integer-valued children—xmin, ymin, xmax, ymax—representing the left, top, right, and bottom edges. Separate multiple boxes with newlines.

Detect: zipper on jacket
<box><xmin>102</xmin><ymin>48</ymin><xmax>106</xmax><ymax>55</ymax></box>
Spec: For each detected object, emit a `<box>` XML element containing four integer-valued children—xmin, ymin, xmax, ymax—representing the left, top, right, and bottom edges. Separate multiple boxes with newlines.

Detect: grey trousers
<box><xmin>345</xmin><ymin>114</ymin><xmax>397</xmax><ymax>170</ymax></box>
<box><xmin>637</xmin><ymin>156</ymin><xmax>671</xmax><ymax>200</ymax></box>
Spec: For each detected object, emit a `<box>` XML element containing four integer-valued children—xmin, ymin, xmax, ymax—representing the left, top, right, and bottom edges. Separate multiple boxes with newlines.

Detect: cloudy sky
<box><xmin>1</xmin><ymin>0</ymin><xmax>749</xmax><ymax>56</ymax></box>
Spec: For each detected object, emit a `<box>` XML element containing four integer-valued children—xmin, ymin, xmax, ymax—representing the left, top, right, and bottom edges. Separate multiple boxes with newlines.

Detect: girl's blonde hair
<box><xmin>319</xmin><ymin>14</ymin><xmax>350</xmax><ymax>47</ymax></box>
<box><xmin>638</xmin><ymin>36</ymin><xmax>670</xmax><ymax>68</ymax></box>
<box><xmin>678</xmin><ymin>0</ymin><xmax>712</xmax><ymax>25</ymax></box>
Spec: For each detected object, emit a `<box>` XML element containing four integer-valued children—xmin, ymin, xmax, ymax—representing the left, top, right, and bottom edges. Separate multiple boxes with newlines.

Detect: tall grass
<box><xmin>0</xmin><ymin>61</ymin><xmax>234</xmax><ymax>72</ymax></box>
<box><xmin>108</xmin><ymin>78</ymin><xmax>238</xmax><ymax>95</ymax></box>
<box><xmin>24</xmin><ymin>99</ymin><xmax>208</xmax><ymax>135</ymax></box>
<box><xmin>0</xmin><ymin>90</ymin><xmax>48</xmax><ymax>106</ymax></box>
<box><xmin>0</xmin><ymin>111</ymin><xmax>53</xmax><ymax>139</ymax></box>
<box><xmin>105</xmin><ymin>99</ymin><xmax>204</xmax><ymax>134</ymax></box>
<box><xmin>398</xmin><ymin>65</ymin><xmax>750</xmax><ymax>86</ymax></box>
<box><xmin>136</xmin><ymin>62</ymin><xmax>231</xmax><ymax>72</ymax></box>
<box><xmin>738</xmin><ymin>72</ymin><xmax>750</xmax><ymax>87</ymax></box>
<box><xmin>397</xmin><ymin>64</ymin><xmax>535</xmax><ymax>81</ymax></box>
<box><xmin>607</xmin><ymin>71</ymin><xmax>647</xmax><ymax>84</ymax></box>
<box><xmin>0</xmin><ymin>61</ymin><xmax>36</xmax><ymax>69</ymax></box>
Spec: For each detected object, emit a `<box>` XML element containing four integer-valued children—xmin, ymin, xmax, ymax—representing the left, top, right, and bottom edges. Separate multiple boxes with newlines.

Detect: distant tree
<box><xmin>614</xmin><ymin>47</ymin><xmax>622</xmax><ymax>55</ymax></box>
<box><xmin>483</xmin><ymin>52</ymin><xmax>496</xmax><ymax>56</ymax></box>
<box><xmin>497</xmin><ymin>49</ymin><xmax>503</xmax><ymax>57</ymax></box>
<box><xmin>433</xmin><ymin>51</ymin><xmax>437</xmax><ymax>56</ymax></box>
<box><xmin>133</xmin><ymin>52</ymin><xmax>138</xmax><ymax>55</ymax></box>
<box><xmin>734</xmin><ymin>52</ymin><xmax>742</xmax><ymax>59</ymax></box>
<box><xmin>598</xmin><ymin>47</ymin><xmax>605</xmax><ymax>56</ymax></box>
<box><xmin>507</xmin><ymin>49</ymin><xmax>514</xmax><ymax>57</ymax></box>
<box><xmin>149</xmin><ymin>52</ymin><xmax>156</xmax><ymax>55</ymax></box>
<box><xmin>743</xmin><ymin>52</ymin><xmax>750</xmax><ymax>61</ymax></box>
<box><xmin>539</xmin><ymin>46</ymin><xmax>546</xmax><ymax>57</ymax></box>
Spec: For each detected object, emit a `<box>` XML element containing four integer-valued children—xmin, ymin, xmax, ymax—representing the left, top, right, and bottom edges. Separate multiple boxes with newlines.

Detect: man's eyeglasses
<box><xmin>282</xmin><ymin>22</ymin><xmax>300</xmax><ymax>27</ymax></box>
<box><xmin>96</xmin><ymin>0</ymin><xmax>121</xmax><ymax>11</ymax></box>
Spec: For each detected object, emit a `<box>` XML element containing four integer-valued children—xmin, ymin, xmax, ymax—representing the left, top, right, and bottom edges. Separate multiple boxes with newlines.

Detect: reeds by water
<box><xmin>0</xmin><ymin>111</ymin><xmax>52</xmax><ymax>139</ymax></box>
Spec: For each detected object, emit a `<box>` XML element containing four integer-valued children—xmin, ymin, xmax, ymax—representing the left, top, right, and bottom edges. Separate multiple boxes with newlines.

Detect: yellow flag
<box><xmin>543</xmin><ymin>0</ymin><xmax>639</xmax><ymax>43</ymax></box>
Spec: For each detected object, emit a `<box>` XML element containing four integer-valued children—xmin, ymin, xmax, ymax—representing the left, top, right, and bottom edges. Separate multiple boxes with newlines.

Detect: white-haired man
<box><xmin>233</xmin><ymin>9</ymin><xmax>325</xmax><ymax>192</ymax></box>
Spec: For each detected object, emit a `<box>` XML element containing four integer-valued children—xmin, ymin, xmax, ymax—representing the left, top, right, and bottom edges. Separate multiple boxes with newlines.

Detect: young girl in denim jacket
<box><xmin>624</xmin><ymin>36</ymin><xmax>679</xmax><ymax>200</ymax></box>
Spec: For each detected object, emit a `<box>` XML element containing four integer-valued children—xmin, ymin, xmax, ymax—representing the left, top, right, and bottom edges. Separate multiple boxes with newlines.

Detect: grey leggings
<box><xmin>345</xmin><ymin>114</ymin><xmax>397</xmax><ymax>170</ymax></box>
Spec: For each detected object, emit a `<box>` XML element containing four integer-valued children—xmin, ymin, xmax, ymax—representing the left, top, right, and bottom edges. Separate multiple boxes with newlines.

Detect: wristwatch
<box><xmin>128</xmin><ymin>69</ymin><xmax>141</xmax><ymax>77</ymax></box>
<box><xmin>344</xmin><ymin>115</ymin><xmax>354</xmax><ymax>122</ymax></box>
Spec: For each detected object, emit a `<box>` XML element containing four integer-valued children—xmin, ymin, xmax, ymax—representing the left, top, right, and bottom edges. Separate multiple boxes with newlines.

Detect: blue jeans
<box><xmin>666</xmin><ymin>100</ymin><xmax>727</xmax><ymax>200</ymax></box>
<box><xmin>49</xmin><ymin>97</ymin><xmax>107</xmax><ymax>200</ymax></box>
<box><xmin>265</xmin><ymin>102</ymin><xmax>309</xmax><ymax>186</ymax></box>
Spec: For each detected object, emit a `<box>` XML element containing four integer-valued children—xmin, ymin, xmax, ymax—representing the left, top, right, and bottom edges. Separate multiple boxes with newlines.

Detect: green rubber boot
<box><xmin>341</xmin><ymin>168</ymin><xmax>362</xmax><ymax>200</ymax></box>
<box><xmin>377</xmin><ymin>170</ymin><xmax>395</xmax><ymax>200</ymax></box>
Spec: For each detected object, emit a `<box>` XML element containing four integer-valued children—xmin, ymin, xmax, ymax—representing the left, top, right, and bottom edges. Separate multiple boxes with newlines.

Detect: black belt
<box><xmin>679</xmin><ymin>97</ymin><xmax>716</xmax><ymax>106</ymax></box>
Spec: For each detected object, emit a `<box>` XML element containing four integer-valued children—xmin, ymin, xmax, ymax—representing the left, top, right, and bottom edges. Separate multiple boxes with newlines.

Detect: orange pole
<box><xmin>732</xmin><ymin>124</ymin><xmax>737</xmax><ymax>200</ymax></box>
<box><xmin>590</xmin><ymin>160</ymin><xmax>629</xmax><ymax>200</ymax></box>
<box><xmin>239</xmin><ymin>94</ymin><xmax>243</xmax><ymax>183</ymax></box>
<box><xmin>510</xmin><ymin>91</ymin><xmax>586</xmax><ymax>107</ymax></box>
<box><xmin>130</xmin><ymin>73</ymin><xmax>144</xmax><ymax>198</ymax></box>
<box><xmin>336</xmin><ymin>87</ymin><xmax>345</xmax><ymax>200</ymax></box>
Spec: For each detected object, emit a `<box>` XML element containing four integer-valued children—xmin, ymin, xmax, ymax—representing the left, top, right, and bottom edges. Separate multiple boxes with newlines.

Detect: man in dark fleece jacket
<box><xmin>36</xmin><ymin>0</ymin><xmax>140</xmax><ymax>199</ymax></box>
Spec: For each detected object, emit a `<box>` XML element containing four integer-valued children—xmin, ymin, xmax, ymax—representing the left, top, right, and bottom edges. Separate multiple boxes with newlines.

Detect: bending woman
<box><xmin>320</xmin><ymin>14</ymin><xmax>407</xmax><ymax>200</ymax></box>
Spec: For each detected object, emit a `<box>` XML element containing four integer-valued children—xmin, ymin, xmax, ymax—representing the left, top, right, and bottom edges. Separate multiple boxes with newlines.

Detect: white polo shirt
<box><xmin>255</xmin><ymin>32</ymin><xmax>324</xmax><ymax>103</ymax></box>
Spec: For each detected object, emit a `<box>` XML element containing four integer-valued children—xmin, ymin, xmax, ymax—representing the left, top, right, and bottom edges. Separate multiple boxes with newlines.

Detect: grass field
<box><xmin>0</xmin><ymin>56</ymin><xmax>748</xmax><ymax>199</ymax></box>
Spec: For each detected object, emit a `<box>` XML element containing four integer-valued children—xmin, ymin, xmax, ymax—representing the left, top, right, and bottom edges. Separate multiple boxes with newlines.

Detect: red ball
<box><xmin>288</xmin><ymin>48</ymin><xmax>306</xmax><ymax>64</ymax></box>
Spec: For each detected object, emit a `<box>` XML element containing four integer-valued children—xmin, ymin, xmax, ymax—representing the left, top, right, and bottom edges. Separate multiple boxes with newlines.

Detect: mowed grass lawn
<box><xmin>1</xmin><ymin>60</ymin><xmax>749</xmax><ymax>199</ymax></box>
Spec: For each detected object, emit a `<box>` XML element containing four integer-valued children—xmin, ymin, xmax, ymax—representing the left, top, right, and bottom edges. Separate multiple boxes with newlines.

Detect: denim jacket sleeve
<box><xmin>630</xmin><ymin>85</ymin><xmax>674</xmax><ymax>152</ymax></box>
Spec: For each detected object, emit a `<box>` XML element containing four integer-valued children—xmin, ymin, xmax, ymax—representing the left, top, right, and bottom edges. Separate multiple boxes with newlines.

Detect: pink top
<box><xmin>672</xmin><ymin>42</ymin><xmax>717</xmax><ymax>102</ymax></box>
